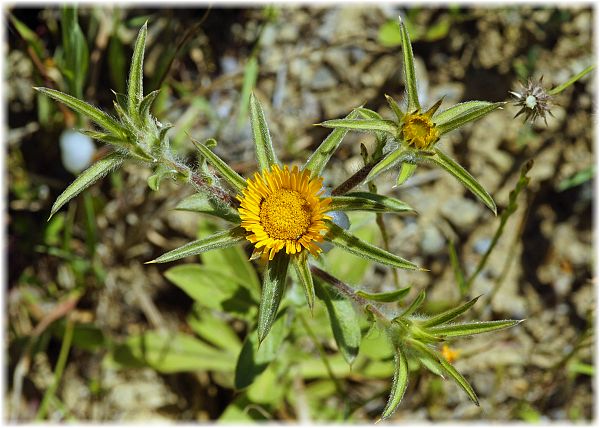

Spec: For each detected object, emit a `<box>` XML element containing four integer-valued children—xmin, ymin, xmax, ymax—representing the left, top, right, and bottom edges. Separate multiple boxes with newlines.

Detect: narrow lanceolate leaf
<box><xmin>396</xmin><ymin>161</ymin><xmax>417</xmax><ymax>186</ymax></box>
<box><xmin>398</xmin><ymin>17</ymin><xmax>420</xmax><ymax>112</ymax></box>
<box><xmin>433</xmin><ymin>101</ymin><xmax>493</xmax><ymax>126</ymax></box>
<box><xmin>421</xmin><ymin>295</ymin><xmax>481</xmax><ymax>328</ymax></box>
<box><xmin>408</xmin><ymin>338</ymin><xmax>479</xmax><ymax>405</ymax></box>
<box><xmin>356</xmin><ymin>107</ymin><xmax>383</xmax><ymax>120</ymax></box>
<box><xmin>304</xmin><ymin>110</ymin><xmax>359</xmax><ymax>178</ymax></box>
<box><xmin>399</xmin><ymin>290</ymin><xmax>426</xmax><ymax>317</ymax></box>
<box><xmin>428</xmin><ymin>319</ymin><xmax>522</xmax><ymax>338</ymax></box>
<box><xmin>139</xmin><ymin>89</ymin><xmax>160</xmax><ymax>120</ymax></box>
<box><xmin>436</xmin><ymin>101</ymin><xmax>504</xmax><ymax>135</ymax></box>
<box><xmin>34</xmin><ymin>87</ymin><xmax>125</xmax><ymax>136</ymax></box>
<box><xmin>365</xmin><ymin>148</ymin><xmax>409</xmax><ymax>183</ymax></box>
<box><xmin>325</xmin><ymin>221</ymin><xmax>421</xmax><ymax>271</ymax></box>
<box><xmin>148</xmin><ymin>226</ymin><xmax>246</xmax><ymax>264</ymax></box>
<box><xmin>127</xmin><ymin>22</ymin><xmax>147</xmax><ymax>118</ymax></box>
<box><xmin>380</xmin><ymin>346</ymin><xmax>409</xmax><ymax>421</ymax></box>
<box><xmin>191</xmin><ymin>138</ymin><xmax>246</xmax><ymax>191</ymax></box>
<box><xmin>78</xmin><ymin>130</ymin><xmax>131</xmax><ymax>150</ymax></box>
<box><xmin>257</xmin><ymin>252</ymin><xmax>290</xmax><ymax>344</ymax></box>
<box><xmin>291</xmin><ymin>252</ymin><xmax>315</xmax><ymax>312</ymax></box>
<box><xmin>385</xmin><ymin>94</ymin><xmax>405</xmax><ymax>122</ymax></box>
<box><xmin>330</xmin><ymin>192</ymin><xmax>414</xmax><ymax>214</ymax></box>
<box><xmin>175</xmin><ymin>193</ymin><xmax>240</xmax><ymax>223</ymax></box>
<box><xmin>49</xmin><ymin>153</ymin><xmax>123</xmax><ymax>220</ymax></box>
<box><xmin>316</xmin><ymin>281</ymin><xmax>361</xmax><ymax>365</ymax></box>
<box><xmin>319</xmin><ymin>118</ymin><xmax>397</xmax><ymax>135</ymax></box>
<box><xmin>430</xmin><ymin>148</ymin><xmax>497</xmax><ymax>214</ymax></box>
<box><xmin>249</xmin><ymin>92</ymin><xmax>278</xmax><ymax>171</ymax></box>
<box><xmin>356</xmin><ymin>286</ymin><xmax>411</xmax><ymax>303</ymax></box>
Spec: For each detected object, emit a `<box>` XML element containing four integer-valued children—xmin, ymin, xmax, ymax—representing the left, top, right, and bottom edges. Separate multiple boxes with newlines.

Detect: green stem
<box><xmin>548</xmin><ymin>65</ymin><xmax>594</xmax><ymax>95</ymax></box>
<box><xmin>35</xmin><ymin>318</ymin><xmax>75</xmax><ymax>421</ymax></box>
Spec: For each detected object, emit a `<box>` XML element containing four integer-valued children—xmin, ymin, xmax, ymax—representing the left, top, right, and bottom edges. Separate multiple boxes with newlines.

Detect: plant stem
<box><xmin>331</xmin><ymin>164</ymin><xmax>375</xmax><ymax>196</ymax></box>
<box><xmin>310</xmin><ymin>266</ymin><xmax>390</xmax><ymax>326</ymax></box>
<box><xmin>548</xmin><ymin>65</ymin><xmax>594</xmax><ymax>95</ymax></box>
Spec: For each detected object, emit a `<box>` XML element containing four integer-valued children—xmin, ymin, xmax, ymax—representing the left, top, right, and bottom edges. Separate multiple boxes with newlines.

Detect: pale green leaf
<box><xmin>365</xmin><ymin>148</ymin><xmax>410</xmax><ymax>183</ymax></box>
<box><xmin>187</xmin><ymin>307</ymin><xmax>242</xmax><ymax>353</ymax></box>
<box><xmin>398</xmin><ymin>17</ymin><xmax>420</xmax><ymax>112</ymax></box>
<box><xmin>436</xmin><ymin>101</ymin><xmax>504</xmax><ymax>135</ymax></box>
<box><xmin>250</xmin><ymin>92</ymin><xmax>278</xmax><ymax>171</ymax></box>
<box><xmin>396</xmin><ymin>161</ymin><xmax>417</xmax><ymax>186</ymax></box>
<box><xmin>325</xmin><ymin>221</ymin><xmax>421</xmax><ymax>271</ymax></box>
<box><xmin>110</xmin><ymin>330</ymin><xmax>235</xmax><ymax>373</ymax></box>
<box><xmin>191</xmin><ymin>138</ymin><xmax>247</xmax><ymax>191</ymax></box>
<box><xmin>175</xmin><ymin>193</ymin><xmax>240</xmax><ymax>223</ymax></box>
<box><xmin>34</xmin><ymin>87</ymin><xmax>125</xmax><ymax>136</ymax></box>
<box><xmin>319</xmin><ymin>118</ymin><xmax>397</xmax><ymax>135</ymax></box>
<box><xmin>148</xmin><ymin>226</ymin><xmax>246</xmax><ymax>264</ymax></box>
<box><xmin>421</xmin><ymin>295</ymin><xmax>480</xmax><ymax>328</ymax></box>
<box><xmin>316</xmin><ymin>281</ymin><xmax>361</xmax><ymax>365</ymax></box>
<box><xmin>356</xmin><ymin>107</ymin><xmax>383</xmax><ymax>120</ymax></box>
<box><xmin>291</xmin><ymin>252</ymin><xmax>315</xmax><ymax>312</ymax></box>
<box><xmin>385</xmin><ymin>94</ymin><xmax>405</xmax><ymax>122</ymax></box>
<box><xmin>304</xmin><ymin>110</ymin><xmax>359</xmax><ymax>178</ymax></box>
<box><xmin>139</xmin><ymin>89</ymin><xmax>160</xmax><ymax>121</ymax></box>
<box><xmin>433</xmin><ymin>101</ymin><xmax>494</xmax><ymax>126</ymax></box>
<box><xmin>399</xmin><ymin>290</ymin><xmax>426</xmax><ymax>317</ymax></box>
<box><xmin>428</xmin><ymin>319</ymin><xmax>521</xmax><ymax>338</ymax></box>
<box><xmin>330</xmin><ymin>192</ymin><xmax>414</xmax><ymax>214</ymax></box>
<box><xmin>430</xmin><ymin>148</ymin><xmax>497</xmax><ymax>214</ymax></box>
<box><xmin>380</xmin><ymin>346</ymin><xmax>409</xmax><ymax>420</ymax></box>
<box><xmin>257</xmin><ymin>252</ymin><xmax>289</xmax><ymax>344</ymax></box>
<box><xmin>49</xmin><ymin>153</ymin><xmax>123</xmax><ymax>219</ymax></box>
<box><xmin>127</xmin><ymin>22</ymin><xmax>147</xmax><ymax>118</ymax></box>
<box><xmin>356</xmin><ymin>286</ymin><xmax>411</xmax><ymax>303</ymax></box>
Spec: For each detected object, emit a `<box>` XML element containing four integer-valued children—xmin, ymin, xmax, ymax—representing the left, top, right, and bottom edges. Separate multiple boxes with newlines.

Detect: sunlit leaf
<box><xmin>356</xmin><ymin>286</ymin><xmax>411</xmax><ymax>303</ymax></box>
<box><xmin>365</xmin><ymin>148</ymin><xmax>410</xmax><ymax>183</ymax></box>
<box><xmin>319</xmin><ymin>118</ymin><xmax>397</xmax><ymax>135</ymax></box>
<box><xmin>399</xmin><ymin>290</ymin><xmax>426</xmax><ymax>317</ymax></box>
<box><xmin>291</xmin><ymin>252</ymin><xmax>315</xmax><ymax>312</ymax></box>
<box><xmin>191</xmin><ymin>138</ymin><xmax>247</xmax><ymax>191</ymax></box>
<box><xmin>421</xmin><ymin>296</ymin><xmax>481</xmax><ymax>328</ymax></box>
<box><xmin>428</xmin><ymin>319</ymin><xmax>522</xmax><ymax>338</ymax></box>
<box><xmin>175</xmin><ymin>193</ymin><xmax>240</xmax><ymax>223</ymax></box>
<box><xmin>398</xmin><ymin>17</ymin><xmax>420</xmax><ymax>112</ymax></box>
<box><xmin>250</xmin><ymin>92</ymin><xmax>278</xmax><ymax>171</ymax></box>
<box><xmin>380</xmin><ymin>346</ymin><xmax>409</xmax><ymax>420</ymax></box>
<box><xmin>436</xmin><ymin>101</ymin><xmax>504</xmax><ymax>135</ymax></box>
<box><xmin>127</xmin><ymin>22</ymin><xmax>147</xmax><ymax>120</ymax></box>
<box><xmin>257</xmin><ymin>252</ymin><xmax>289</xmax><ymax>344</ymax></box>
<box><xmin>330</xmin><ymin>192</ymin><xmax>414</xmax><ymax>214</ymax></box>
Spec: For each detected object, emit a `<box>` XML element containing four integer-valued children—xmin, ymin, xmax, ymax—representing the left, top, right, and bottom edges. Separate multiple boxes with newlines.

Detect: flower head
<box><xmin>510</xmin><ymin>76</ymin><xmax>553</xmax><ymax>125</ymax></box>
<box><xmin>237</xmin><ymin>165</ymin><xmax>332</xmax><ymax>260</ymax></box>
<box><xmin>401</xmin><ymin>108</ymin><xmax>440</xmax><ymax>150</ymax></box>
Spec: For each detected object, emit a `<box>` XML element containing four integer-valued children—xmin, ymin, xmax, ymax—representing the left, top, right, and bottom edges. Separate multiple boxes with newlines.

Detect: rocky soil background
<box><xmin>6</xmin><ymin>6</ymin><xmax>593</xmax><ymax>422</ymax></box>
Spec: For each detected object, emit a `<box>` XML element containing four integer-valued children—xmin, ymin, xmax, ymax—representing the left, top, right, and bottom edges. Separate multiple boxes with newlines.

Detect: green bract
<box><xmin>319</xmin><ymin>17</ymin><xmax>503</xmax><ymax>214</ymax></box>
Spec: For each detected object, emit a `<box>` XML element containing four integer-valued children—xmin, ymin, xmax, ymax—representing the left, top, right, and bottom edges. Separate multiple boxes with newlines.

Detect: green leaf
<box><xmin>330</xmin><ymin>192</ymin><xmax>414</xmax><ymax>214</ymax></box>
<box><xmin>428</xmin><ymin>319</ymin><xmax>521</xmax><ymax>338</ymax></box>
<box><xmin>356</xmin><ymin>286</ymin><xmax>411</xmax><ymax>303</ymax></box>
<box><xmin>49</xmin><ymin>153</ymin><xmax>123</xmax><ymax>220</ymax></box>
<box><xmin>385</xmin><ymin>94</ymin><xmax>405</xmax><ymax>122</ymax></box>
<box><xmin>61</xmin><ymin>6</ymin><xmax>89</xmax><ymax>99</ymax></box>
<box><xmin>396</xmin><ymin>161</ymin><xmax>417</xmax><ymax>186</ymax></box>
<box><xmin>365</xmin><ymin>148</ymin><xmax>410</xmax><ymax>183</ymax></box>
<box><xmin>249</xmin><ymin>92</ymin><xmax>278</xmax><ymax>171</ymax></box>
<box><xmin>378</xmin><ymin>20</ymin><xmax>402</xmax><ymax>48</ymax></box>
<box><xmin>356</xmin><ymin>107</ymin><xmax>383</xmax><ymax>120</ymax></box>
<box><xmin>139</xmin><ymin>89</ymin><xmax>160</xmax><ymax>121</ymax></box>
<box><xmin>399</xmin><ymin>290</ymin><xmax>426</xmax><ymax>317</ymax></box>
<box><xmin>548</xmin><ymin>64</ymin><xmax>594</xmax><ymax>95</ymax></box>
<box><xmin>191</xmin><ymin>138</ymin><xmax>247</xmax><ymax>191</ymax></box>
<box><xmin>235</xmin><ymin>312</ymin><xmax>287</xmax><ymax>389</ymax></box>
<box><xmin>316</xmin><ymin>281</ymin><xmax>361</xmax><ymax>365</ymax></box>
<box><xmin>421</xmin><ymin>295</ymin><xmax>481</xmax><ymax>328</ymax></box>
<box><xmin>304</xmin><ymin>110</ymin><xmax>359</xmax><ymax>178</ymax></box>
<box><xmin>147</xmin><ymin>164</ymin><xmax>178</xmax><ymax>191</ymax></box>
<box><xmin>110</xmin><ymin>330</ymin><xmax>235</xmax><ymax>373</ymax></box>
<box><xmin>164</xmin><ymin>264</ymin><xmax>257</xmax><ymax>316</ymax></box>
<box><xmin>257</xmin><ymin>252</ymin><xmax>290</xmax><ymax>344</ymax></box>
<box><xmin>237</xmin><ymin>56</ymin><xmax>259</xmax><ymax>129</ymax></box>
<box><xmin>325</xmin><ymin>221</ymin><xmax>421</xmax><ymax>271</ymax></box>
<box><xmin>430</xmin><ymin>148</ymin><xmax>496</xmax><ymax>214</ymax></box>
<box><xmin>148</xmin><ymin>226</ymin><xmax>246</xmax><ymax>264</ymax></box>
<box><xmin>78</xmin><ymin>129</ymin><xmax>131</xmax><ymax>150</ymax></box>
<box><xmin>175</xmin><ymin>193</ymin><xmax>240</xmax><ymax>223</ymax></box>
<box><xmin>436</xmin><ymin>101</ymin><xmax>504</xmax><ymax>135</ymax></box>
<box><xmin>187</xmin><ymin>307</ymin><xmax>242</xmax><ymax>353</ymax></box>
<box><xmin>408</xmin><ymin>338</ymin><xmax>478</xmax><ymax>405</ymax></box>
<box><xmin>9</xmin><ymin>14</ymin><xmax>45</xmax><ymax>59</ymax></box>
<box><xmin>448</xmin><ymin>240</ymin><xmax>467</xmax><ymax>296</ymax></box>
<box><xmin>398</xmin><ymin>17</ymin><xmax>420</xmax><ymax>112</ymax></box>
<box><xmin>127</xmin><ymin>22</ymin><xmax>147</xmax><ymax>119</ymax></box>
<box><xmin>34</xmin><ymin>87</ymin><xmax>125</xmax><ymax>137</ymax></box>
<box><xmin>319</xmin><ymin>118</ymin><xmax>397</xmax><ymax>135</ymax></box>
<box><xmin>380</xmin><ymin>346</ymin><xmax>409</xmax><ymax>421</ymax></box>
<box><xmin>291</xmin><ymin>252</ymin><xmax>315</xmax><ymax>312</ymax></box>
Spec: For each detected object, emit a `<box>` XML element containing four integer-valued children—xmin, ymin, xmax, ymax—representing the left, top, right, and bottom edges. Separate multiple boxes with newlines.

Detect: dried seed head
<box><xmin>510</xmin><ymin>76</ymin><xmax>554</xmax><ymax>125</ymax></box>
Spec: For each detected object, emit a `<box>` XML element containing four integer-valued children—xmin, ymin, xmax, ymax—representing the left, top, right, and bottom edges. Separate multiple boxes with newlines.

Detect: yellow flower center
<box><xmin>237</xmin><ymin>165</ymin><xmax>332</xmax><ymax>260</ymax></box>
<box><xmin>402</xmin><ymin>113</ymin><xmax>439</xmax><ymax>150</ymax></box>
<box><xmin>259</xmin><ymin>189</ymin><xmax>312</xmax><ymax>240</ymax></box>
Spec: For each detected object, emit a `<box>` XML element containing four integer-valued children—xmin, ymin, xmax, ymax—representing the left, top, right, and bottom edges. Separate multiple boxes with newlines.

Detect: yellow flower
<box><xmin>401</xmin><ymin>111</ymin><xmax>440</xmax><ymax>150</ymax></box>
<box><xmin>237</xmin><ymin>164</ymin><xmax>332</xmax><ymax>260</ymax></box>
<box><xmin>441</xmin><ymin>344</ymin><xmax>459</xmax><ymax>363</ymax></box>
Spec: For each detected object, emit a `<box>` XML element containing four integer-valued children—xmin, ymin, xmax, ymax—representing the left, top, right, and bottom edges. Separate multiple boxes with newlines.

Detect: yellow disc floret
<box><xmin>237</xmin><ymin>165</ymin><xmax>332</xmax><ymax>260</ymax></box>
<box><xmin>401</xmin><ymin>112</ymin><xmax>439</xmax><ymax>150</ymax></box>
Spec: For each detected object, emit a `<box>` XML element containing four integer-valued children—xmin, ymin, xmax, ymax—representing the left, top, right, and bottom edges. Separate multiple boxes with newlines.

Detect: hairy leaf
<box><xmin>428</xmin><ymin>320</ymin><xmax>522</xmax><ymax>338</ymax></box>
<box><xmin>436</xmin><ymin>101</ymin><xmax>504</xmax><ymax>135</ymax></box>
<box><xmin>127</xmin><ymin>22</ymin><xmax>147</xmax><ymax>120</ymax></box>
<box><xmin>330</xmin><ymin>192</ymin><xmax>414</xmax><ymax>214</ymax></box>
<box><xmin>250</xmin><ymin>92</ymin><xmax>278</xmax><ymax>171</ymax></box>
<box><xmin>291</xmin><ymin>252</ymin><xmax>315</xmax><ymax>312</ymax></box>
<box><xmin>356</xmin><ymin>286</ymin><xmax>411</xmax><ymax>303</ymax></box>
<box><xmin>365</xmin><ymin>148</ymin><xmax>410</xmax><ymax>183</ymax></box>
<box><xmin>421</xmin><ymin>295</ymin><xmax>481</xmax><ymax>328</ymax></box>
<box><xmin>398</xmin><ymin>17</ymin><xmax>420</xmax><ymax>112</ymax></box>
<box><xmin>385</xmin><ymin>94</ymin><xmax>405</xmax><ymax>122</ymax></box>
<box><xmin>319</xmin><ymin>118</ymin><xmax>397</xmax><ymax>135</ymax></box>
<box><xmin>380</xmin><ymin>346</ymin><xmax>409</xmax><ymax>420</ymax></box>
<box><xmin>191</xmin><ymin>138</ymin><xmax>247</xmax><ymax>191</ymax></box>
<box><xmin>257</xmin><ymin>252</ymin><xmax>290</xmax><ymax>344</ymax></box>
<box><xmin>399</xmin><ymin>290</ymin><xmax>426</xmax><ymax>317</ymax></box>
<box><xmin>174</xmin><ymin>193</ymin><xmax>240</xmax><ymax>223</ymax></box>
